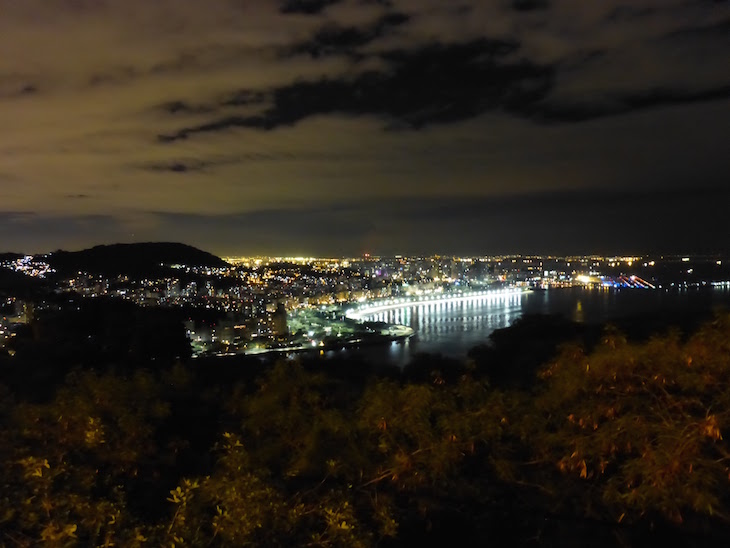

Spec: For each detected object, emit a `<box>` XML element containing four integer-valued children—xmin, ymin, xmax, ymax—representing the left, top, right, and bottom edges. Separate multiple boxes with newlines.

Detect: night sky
<box><xmin>2</xmin><ymin>0</ymin><xmax>729</xmax><ymax>256</ymax></box>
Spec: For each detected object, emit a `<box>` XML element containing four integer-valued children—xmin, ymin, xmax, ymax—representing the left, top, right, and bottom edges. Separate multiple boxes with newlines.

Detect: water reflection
<box><xmin>574</xmin><ymin>299</ymin><xmax>584</xmax><ymax>323</ymax></box>
<box><xmin>361</xmin><ymin>292</ymin><xmax>524</xmax><ymax>349</ymax></box>
<box><xmin>326</xmin><ymin>287</ymin><xmax>730</xmax><ymax>368</ymax></box>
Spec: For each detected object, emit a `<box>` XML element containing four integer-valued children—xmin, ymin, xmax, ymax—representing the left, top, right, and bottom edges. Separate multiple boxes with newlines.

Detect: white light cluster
<box><xmin>0</xmin><ymin>255</ymin><xmax>56</xmax><ymax>278</ymax></box>
<box><xmin>346</xmin><ymin>288</ymin><xmax>528</xmax><ymax>320</ymax></box>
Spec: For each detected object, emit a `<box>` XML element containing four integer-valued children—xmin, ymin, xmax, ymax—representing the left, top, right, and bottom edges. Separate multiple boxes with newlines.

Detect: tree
<box><xmin>526</xmin><ymin>315</ymin><xmax>730</xmax><ymax>529</ymax></box>
<box><xmin>0</xmin><ymin>369</ymin><xmax>170</xmax><ymax>546</ymax></box>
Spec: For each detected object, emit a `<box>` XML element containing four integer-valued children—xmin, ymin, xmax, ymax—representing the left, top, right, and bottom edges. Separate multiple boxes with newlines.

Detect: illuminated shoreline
<box><xmin>346</xmin><ymin>287</ymin><xmax>530</xmax><ymax>320</ymax></box>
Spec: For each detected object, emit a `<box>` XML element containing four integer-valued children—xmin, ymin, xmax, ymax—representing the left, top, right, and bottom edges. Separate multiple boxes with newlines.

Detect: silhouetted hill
<box><xmin>0</xmin><ymin>268</ymin><xmax>45</xmax><ymax>294</ymax></box>
<box><xmin>0</xmin><ymin>252</ymin><xmax>23</xmax><ymax>261</ymax></box>
<box><xmin>46</xmin><ymin>242</ymin><xmax>229</xmax><ymax>277</ymax></box>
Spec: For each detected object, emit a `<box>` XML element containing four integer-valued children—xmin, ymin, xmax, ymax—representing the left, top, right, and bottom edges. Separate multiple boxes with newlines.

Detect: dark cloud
<box><xmin>511</xmin><ymin>0</ymin><xmax>549</xmax><ymax>12</ymax></box>
<box><xmin>221</xmin><ymin>90</ymin><xmax>268</xmax><ymax>108</ymax></box>
<box><xmin>363</xmin><ymin>0</ymin><xmax>394</xmax><ymax>7</ymax></box>
<box><xmin>285</xmin><ymin>12</ymin><xmax>410</xmax><ymax>58</ymax></box>
<box><xmin>135</xmin><ymin>155</ymin><xmax>247</xmax><ymax>174</ymax></box>
<box><xmin>160</xmin><ymin>163</ymin><xmax>202</xmax><ymax>173</ymax></box>
<box><xmin>280</xmin><ymin>0</ymin><xmax>343</xmax><ymax>15</ymax></box>
<box><xmin>0</xmin><ymin>83</ymin><xmax>39</xmax><ymax>99</ymax></box>
<box><xmin>531</xmin><ymin>84</ymin><xmax>730</xmax><ymax>122</ymax></box>
<box><xmin>155</xmin><ymin>0</ymin><xmax>730</xmax><ymax>144</ymax></box>
<box><xmin>141</xmin><ymin>159</ymin><xmax>213</xmax><ymax>173</ymax></box>
<box><xmin>158</xmin><ymin>100</ymin><xmax>216</xmax><ymax>115</ymax></box>
<box><xmin>136</xmin><ymin>152</ymin><xmax>301</xmax><ymax>172</ymax></box>
<box><xmin>158</xmin><ymin>38</ymin><xmax>552</xmax><ymax>141</ymax></box>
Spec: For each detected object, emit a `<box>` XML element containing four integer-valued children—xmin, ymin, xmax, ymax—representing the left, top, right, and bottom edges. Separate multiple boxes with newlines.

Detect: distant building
<box><xmin>272</xmin><ymin>302</ymin><xmax>288</xmax><ymax>337</ymax></box>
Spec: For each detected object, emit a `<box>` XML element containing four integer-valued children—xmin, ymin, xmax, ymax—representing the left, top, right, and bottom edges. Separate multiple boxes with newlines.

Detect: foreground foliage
<box><xmin>2</xmin><ymin>314</ymin><xmax>730</xmax><ymax>546</ymax></box>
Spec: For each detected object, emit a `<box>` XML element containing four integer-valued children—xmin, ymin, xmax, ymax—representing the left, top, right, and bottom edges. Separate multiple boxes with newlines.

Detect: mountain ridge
<box><xmin>45</xmin><ymin>242</ymin><xmax>229</xmax><ymax>277</ymax></box>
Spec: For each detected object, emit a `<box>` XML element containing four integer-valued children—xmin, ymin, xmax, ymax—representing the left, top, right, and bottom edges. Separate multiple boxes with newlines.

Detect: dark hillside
<box><xmin>0</xmin><ymin>252</ymin><xmax>23</xmax><ymax>261</ymax></box>
<box><xmin>46</xmin><ymin>242</ymin><xmax>228</xmax><ymax>277</ymax></box>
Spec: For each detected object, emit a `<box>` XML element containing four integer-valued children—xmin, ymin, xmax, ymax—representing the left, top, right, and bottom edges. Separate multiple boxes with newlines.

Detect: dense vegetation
<box><xmin>2</xmin><ymin>312</ymin><xmax>730</xmax><ymax>546</ymax></box>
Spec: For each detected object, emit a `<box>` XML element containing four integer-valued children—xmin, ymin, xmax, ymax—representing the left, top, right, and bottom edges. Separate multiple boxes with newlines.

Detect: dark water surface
<box><xmin>324</xmin><ymin>286</ymin><xmax>730</xmax><ymax>366</ymax></box>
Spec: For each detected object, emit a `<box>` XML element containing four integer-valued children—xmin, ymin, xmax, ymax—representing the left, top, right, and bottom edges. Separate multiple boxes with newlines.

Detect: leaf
<box><xmin>579</xmin><ymin>460</ymin><xmax>587</xmax><ymax>479</ymax></box>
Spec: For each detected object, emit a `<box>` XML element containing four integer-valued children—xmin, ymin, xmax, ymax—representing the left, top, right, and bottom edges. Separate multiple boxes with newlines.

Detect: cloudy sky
<box><xmin>1</xmin><ymin>0</ymin><xmax>729</xmax><ymax>256</ymax></box>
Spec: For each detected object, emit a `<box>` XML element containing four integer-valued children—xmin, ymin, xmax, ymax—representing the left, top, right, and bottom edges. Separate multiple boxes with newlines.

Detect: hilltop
<box><xmin>0</xmin><ymin>252</ymin><xmax>23</xmax><ymax>261</ymax></box>
<box><xmin>46</xmin><ymin>242</ymin><xmax>229</xmax><ymax>277</ymax></box>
